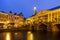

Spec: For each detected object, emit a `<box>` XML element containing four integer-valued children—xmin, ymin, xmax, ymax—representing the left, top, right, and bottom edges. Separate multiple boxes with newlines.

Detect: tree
<box><xmin>14</xmin><ymin>13</ymin><xmax>17</xmax><ymax>15</ymax></box>
<box><xmin>9</xmin><ymin>11</ymin><xmax>12</xmax><ymax>13</ymax></box>
<box><xmin>19</xmin><ymin>12</ymin><xmax>23</xmax><ymax>16</ymax></box>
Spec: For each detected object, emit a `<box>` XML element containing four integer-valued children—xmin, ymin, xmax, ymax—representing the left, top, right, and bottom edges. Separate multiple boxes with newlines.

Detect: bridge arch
<box><xmin>52</xmin><ymin>23</ymin><xmax>60</xmax><ymax>31</ymax></box>
<box><xmin>53</xmin><ymin>24</ymin><xmax>60</xmax><ymax>31</ymax></box>
<box><xmin>39</xmin><ymin>23</ymin><xmax>47</xmax><ymax>31</ymax></box>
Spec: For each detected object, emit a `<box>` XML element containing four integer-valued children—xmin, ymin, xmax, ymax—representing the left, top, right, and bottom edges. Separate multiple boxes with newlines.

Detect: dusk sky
<box><xmin>0</xmin><ymin>0</ymin><xmax>60</xmax><ymax>18</ymax></box>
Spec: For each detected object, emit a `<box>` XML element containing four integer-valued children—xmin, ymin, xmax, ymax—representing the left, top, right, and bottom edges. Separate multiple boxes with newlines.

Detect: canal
<box><xmin>0</xmin><ymin>31</ymin><xmax>60</xmax><ymax>40</ymax></box>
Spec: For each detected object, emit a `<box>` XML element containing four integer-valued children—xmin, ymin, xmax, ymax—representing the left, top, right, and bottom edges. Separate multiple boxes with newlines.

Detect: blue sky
<box><xmin>0</xmin><ymin>0</ymin><xmax>60</xmax><ymax>18</ymax></box>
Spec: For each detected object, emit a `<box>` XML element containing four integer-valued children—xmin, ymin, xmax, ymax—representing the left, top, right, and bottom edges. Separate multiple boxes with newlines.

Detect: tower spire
<box><xmin>34</xmin><ymin>7</ymin><xmax>37</xmax><ymax>15</ymax></box>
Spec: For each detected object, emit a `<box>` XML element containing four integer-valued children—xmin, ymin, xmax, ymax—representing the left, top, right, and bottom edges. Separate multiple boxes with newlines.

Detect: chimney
<box><xmin>34</xmin><ymin>7</ymin><xmax>37</xmax><ymax>15</ymax></box>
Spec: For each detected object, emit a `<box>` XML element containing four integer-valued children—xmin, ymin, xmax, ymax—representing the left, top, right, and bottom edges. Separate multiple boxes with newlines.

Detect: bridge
<box><xmin>0</xmin><ymin>8</ymin><xmax>60</xmax><ymax>31</ymax></box>
<box><xmin>37</xmin><ymin>8</ymin><xmax>60</xmax><ymax>31</ymax></box>
<box><xmin>25</xmin><ymin>8</ymin><xmax>60</xmax><ymax>31</ymax></box>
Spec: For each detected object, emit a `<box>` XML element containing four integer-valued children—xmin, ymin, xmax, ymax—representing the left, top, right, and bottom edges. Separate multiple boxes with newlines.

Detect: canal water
<box><xmin>0</xmin><ymin>31</ymin><xmax>60</xmax><ymax>40</ymax></box>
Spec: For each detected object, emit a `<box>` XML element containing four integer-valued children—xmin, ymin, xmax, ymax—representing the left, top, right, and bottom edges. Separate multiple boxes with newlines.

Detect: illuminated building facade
<box><xmin>0</xmin><ymin>7</ymin><xmax>60</xmax><ymax>31</ymax></box>
<box><xmin>26</xmin><ymin>8</ymin><xmax>60</xmax><ymax>31</ymax></box>
<box><xmin>0</xmin><ymin>12</ymin><xmax>24</xmax><ymax>29</ymax></box>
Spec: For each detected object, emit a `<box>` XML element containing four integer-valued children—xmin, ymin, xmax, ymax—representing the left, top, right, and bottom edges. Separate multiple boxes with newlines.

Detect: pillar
<box><xmin>52</xmin><ymin>24</ymin><xmax>59</xmax><ymax>32</ymax></box>
<box><xmin>51</xmin><ymin>12</ymin><xmax>52</xmax><ymax>22</ymax></box>
<box><xmin>48</xmin><ymin>14</ymin><xmax>49</xmax><ymax>22</ymax></box>
<box><xmin>57</xmin><ymin>13</ymin><xmax>58</xmax><ymax>22</ymax></box>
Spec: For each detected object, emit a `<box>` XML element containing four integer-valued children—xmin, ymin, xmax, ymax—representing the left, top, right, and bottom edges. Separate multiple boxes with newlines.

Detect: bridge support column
<box><xmin>57</xmin><ymin>13</ymin><xmax>58</xmax><ymax>22</ymax></box>
<box><xmin>51</xmin><ymin>12</ymin><xmax>52</xmax><ymax>22</ymax></box>
<box><xmin>47</xmin><ymin>23</ymin><xmax>52</xmax><ymax>31</ymax></box>
<box><xmin>52</xmin><ymin>24</ymin><xmax>59</xmax><ymax>32</ymax></box>
<box><xmin>48</xmin><ymin>14</ymin><xmax>49</xmax><ymax>22</ymax></box>
<box><xmin>36</xmin><ymin>25</ymin><xmax>40</xmax><ymax>30</ymax></box>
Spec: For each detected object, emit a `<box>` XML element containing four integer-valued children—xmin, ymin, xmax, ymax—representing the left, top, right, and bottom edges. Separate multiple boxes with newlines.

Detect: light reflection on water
<box><xmin>0</xmin><ymin>31</ymin><xmax>60</xmax><ymax>40</ymax></box>
<box><xmin>5</xmin><ymin>32</ymin><xmax>11</xmax><ymax>40</ymax></box>
<box><xmin>27</xmin><ymin>31</ymin><xmax>34</xmax><ymax>40</ymax></box>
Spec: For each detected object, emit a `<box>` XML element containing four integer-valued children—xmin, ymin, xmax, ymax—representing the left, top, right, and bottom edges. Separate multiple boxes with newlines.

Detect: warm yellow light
<box><xmin>30</xmin><ymin>33</ymin><xmax>33</xmax><ymax>40</ymax></box>
<box><xmin>4</xmin><ymin>21</ymin><xmax>10</xmax><ymax>24</ymax></box>
<box><xmin>6</xmin><ymin>32</ymin><xmax>11</xmax><ymax>40</ymax></box>
<box><xmin>15</xmin><ymin>32</ymin><xmax>18</xmax><ymax>35</ymax></box>
<box><xmin>27</xmin><ymin>31</ymin><xmax>34</xmax><ymax>40</ymax></box>
<box><xmin>7</xmin><ymin>21</ymin><xmax>10</xmax><ymax>23</ymax></box>
<box><xmin>20</xmin><ymin>22</ymin><xmax>23</xmax><ymax>24</ymax></box>
<box><xmin>14</xmin><ymin>24</ymin><xmax>18</xmax><ymax>28</ymax></box>
<box><xmin>34</xmin><ymin>7</ymin><xmax>36</xmax><ymax>10</ymax></box>
<box><xmin>28</xmin><ymin>31</ymin><xmax>31</xmax><ymax>34</ymax></box>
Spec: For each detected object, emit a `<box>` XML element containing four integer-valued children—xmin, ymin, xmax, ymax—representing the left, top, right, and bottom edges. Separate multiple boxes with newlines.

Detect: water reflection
<box><xmin>27</xmin><ymin>31</ymin><xmax>34</xmax><ymax>40</ymax></box>
<box><xmin>5</xmin><ymin>32</ymin><xmax>11</xmax><ymax>40</ymax></box>
<box><xmin>0</xmin><ymin>31</ymin><xmax>60</xmax><ymax>40</ymax></box>
<box><xmin>14</xmin><ymin>32</ymin><xmax>18</xmax><ymax>35</ymax></box>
